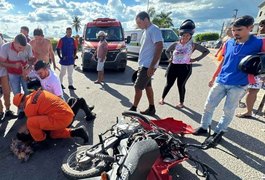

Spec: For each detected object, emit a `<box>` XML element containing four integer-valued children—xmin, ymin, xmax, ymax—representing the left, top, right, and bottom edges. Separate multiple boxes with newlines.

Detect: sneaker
<box><xmin>193</xmin><ymin>127</ymin><xmax>208</xmax><ymax>136</ymax></box>
<box><xmin>68</xmin><ymin>85</ymin><xmax>76</xmax><ymax>90</ymax></box>
<box><xmin>85</xmin><ymin>112</ymin><xmax>96</xmax><ymax>121</ymax></box>
<box><xmin>140</xmin><ymin>107</ymin><xmax>156</xmax><ymax>116</ymax></box>
<box><xmin>5</xmin><ymin>110</ymin><xmax>18</xmax><ymax>119</ymax></box>
<box><xmin>17</xmin><ymin>112</ymin><xmax>26</xmax><ymax>119</ymax></box>
<box><xmin>70</xmin><ymin>125</ymin><xmax>89</xmax><ymax>144</ymax></box>
<box><xmin>61</xmin><ymin>84</ymin><xmax>65</xmax><ymax>89</ymax></box>
<box><xmin>129</xmin><ymin>106</ymin><xmax>137</xmax><ymax>112</ymax></box>
<box><xmin>88</xmin><ymin>105</ymin><xmax>95</xmax><ymax>111</ymax></box>
<box><xmin>202</xmin><ymin>132</ymin><xmax>225</xmax><ymax>149</ymax></box>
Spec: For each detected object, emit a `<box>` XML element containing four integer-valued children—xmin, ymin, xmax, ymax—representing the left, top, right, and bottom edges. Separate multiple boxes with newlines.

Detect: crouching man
<box><xmin>13</xmin><ymin>89</ymin><xmax>89</xmax><ymax>145</ymax></box>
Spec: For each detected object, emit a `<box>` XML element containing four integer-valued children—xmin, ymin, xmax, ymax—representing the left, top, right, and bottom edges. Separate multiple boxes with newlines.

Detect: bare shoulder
<box><xmin>29</xmin><ymin>39</ymin><xmax>36</xmax><ymax>45</ymax></box>
<box><xmin>44</xmin><ymin>38</ymin><xmax>52</xmax><ymax>43</ymax></box>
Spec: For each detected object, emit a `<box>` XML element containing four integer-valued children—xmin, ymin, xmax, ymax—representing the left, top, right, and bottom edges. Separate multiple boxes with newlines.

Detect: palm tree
<box><xmin>152</xmin><ymin>12</ymin><xmax>174</xmax><ymax>28</ymax></box>
<box><xmin>72</xmin><ymin>16</ymin><xmax>81</xmax><ymax>34</ymax></box>
<box><xmin>148</xmin><ymin>7</ymin><xmax>156</xmax><ymax>20</ymax></box>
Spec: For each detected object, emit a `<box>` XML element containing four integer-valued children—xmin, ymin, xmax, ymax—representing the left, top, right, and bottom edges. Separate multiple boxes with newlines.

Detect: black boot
<box><xmin>140</xmin><ymin>105</ymin><xmax>156</xmax><ymax>116</ymax></box>
<box><xmin>202</xmin><ymin>131</ymin><xmax>225</xmax><ymax>148</ymax></box>
<box><xmin>70</xmin><ymin>126</ymin><xmax>89</xmax><ymax>144</ymax></box>
<box><xmin>129</xmin><ymin>105</ymin><xmax>137</xmax><ymax>112</ymax></box>
<box><xmin>193</xmin><ymin>127</ymin><xmax>208</xmax><ymax>136</ymax></box>
<box><xmin>85</xmin><ymin>112</ymin><xmax>96</xmax><ymax>121</ymax></box>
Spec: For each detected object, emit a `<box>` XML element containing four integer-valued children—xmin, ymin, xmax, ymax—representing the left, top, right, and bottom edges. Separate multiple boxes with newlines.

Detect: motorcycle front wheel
<box><xmin>61</xmin><ymin>145</ymin><xmax>110</xmax><ymax>179</ymax></box>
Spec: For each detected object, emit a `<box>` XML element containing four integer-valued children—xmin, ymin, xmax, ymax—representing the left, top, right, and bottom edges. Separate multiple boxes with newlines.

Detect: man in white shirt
<box><xmin>30</xmin><ymin>60</ymin><xmax>96</xmax><ymax>121</ymax></box>
<box><xmin>129</xmin><ymin>11</ymin><xmax>163</xmax><ymax>116</ymax></box>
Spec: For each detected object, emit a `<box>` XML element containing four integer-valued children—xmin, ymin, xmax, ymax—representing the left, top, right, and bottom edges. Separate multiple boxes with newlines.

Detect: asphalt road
<box><xmin>0</xmin><ymin>51</ymin><xmax>264</xmax><ymax>180</ymax></box>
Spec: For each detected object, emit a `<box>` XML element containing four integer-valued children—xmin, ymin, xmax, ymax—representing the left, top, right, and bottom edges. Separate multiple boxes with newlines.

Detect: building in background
<box><xmin>253</xmin><ymin>1</ymin><xmax>265</xmax><ymax>34</ymax></box>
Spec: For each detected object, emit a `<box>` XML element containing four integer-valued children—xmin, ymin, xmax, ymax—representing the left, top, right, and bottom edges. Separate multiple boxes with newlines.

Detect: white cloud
<box><xmin>29</xmin><ymin>0</ymin><xmax>66</xmax><ymax>8</ymax></box>
<box><xmin>0</xmin><ymin>0</ymin><xmax>262</xmax><ymax>38</ymax></box>
<box><xmin>0</xmin><ymin>0</ymin><xmax>13</xmax><ymax>11</ymax></box>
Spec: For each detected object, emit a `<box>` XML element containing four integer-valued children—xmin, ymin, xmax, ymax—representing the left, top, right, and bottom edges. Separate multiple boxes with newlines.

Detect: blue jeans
<box><xmin>200</xmin><ymin>83</ymin><xmax>247</xmax><ymax>133</ymax></box>
<box><xmin>8</xmin><ymin>73</ymin><xmax>29</xmax><ymax>95</ymax></box>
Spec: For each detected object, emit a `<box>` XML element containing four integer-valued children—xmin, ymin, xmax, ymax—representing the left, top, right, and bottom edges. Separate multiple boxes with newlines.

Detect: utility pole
<box><xmin>220</xmin><ymin>21</ymin><xmax>225</xmax><ymax>38</ymax></box>
<box><xmin>233</xmin><ymin>9</ymin><xmax>238</xmax><ymax>20</ymax></box>
<box><xmin>147</xmin><ymin>0</ymin><xmax>149</xmax><ymax>11</ymax></box>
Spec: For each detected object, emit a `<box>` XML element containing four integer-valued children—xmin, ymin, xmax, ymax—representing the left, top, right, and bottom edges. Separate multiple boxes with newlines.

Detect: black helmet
<box><xmin>179</xmin><ymin>19</ymin><xmax>195</xmax><ymax>36</ymax></box>
<box><xmin>131</xmin><ymin>70</ymin><xmax>138</xmax><ymax>83</ymax></box>
<box><xmin>238</xmin><ymin>54</ymin><xmax>265</xmax><ymax>76</ymax></box>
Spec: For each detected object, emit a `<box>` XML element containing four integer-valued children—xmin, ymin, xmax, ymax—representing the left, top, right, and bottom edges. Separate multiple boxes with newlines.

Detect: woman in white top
<box><xmin>159</xmin><ymin>20</ymin><xmax>209</xmax><ymax>108</ymax></box>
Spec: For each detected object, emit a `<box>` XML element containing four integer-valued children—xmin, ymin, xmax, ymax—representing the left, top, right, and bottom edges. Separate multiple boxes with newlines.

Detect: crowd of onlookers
<box><xmin>0</xmin><ymin>11</ymin><xmax>264</xmax><ymax>150</ymax></box>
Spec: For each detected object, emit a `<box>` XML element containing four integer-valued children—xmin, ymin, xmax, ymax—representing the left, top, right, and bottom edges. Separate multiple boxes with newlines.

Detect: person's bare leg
<box><xmin>95</xmin><ymin>71</ymin><xmax>103</xmax><ymax>83</ymax></box>
<box><xmin>1</xmin><ymin>76</ymin><xmax>11</xmax><ymax>110</ymax></box>
<box><xmin>245</xmin><ymin>88</ymin><xmax>259</xmax><ymax>115</ymax></box>
<box><xmin>101</xmin><ymin>71</ymin><xmax>104</xmax><ymax>82</ymax></box>
<box><xmin>237</xmin><ymin>88</ymin><xmax>259</xmax><ymax>117</ymax></box>
<box><xmin>146</xmin><ymin>86</ymin><xmax>154</xmax><ymax>105</ymax></box>
<box><xmin>133</xmin><ymin>88</ymin><xmax>142</xmax><ymax>107</ymax></box>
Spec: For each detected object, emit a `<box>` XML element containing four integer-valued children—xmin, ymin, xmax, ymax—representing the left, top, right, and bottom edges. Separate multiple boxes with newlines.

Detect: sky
<box><xmin>0</xmin><ymin>0</ymin><xmax>263</xmax><ymax>38</ymax></box>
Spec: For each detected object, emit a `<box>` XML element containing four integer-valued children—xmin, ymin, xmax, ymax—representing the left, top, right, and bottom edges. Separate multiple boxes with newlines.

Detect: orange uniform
<box><xmin>23</xmin><ymin>90</ymin><xmax>74</xmax><ymax>141</ymax></box>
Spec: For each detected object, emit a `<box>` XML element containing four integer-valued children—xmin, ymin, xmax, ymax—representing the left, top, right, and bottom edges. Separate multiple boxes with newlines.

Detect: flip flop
<box><xmin>235</xmin><ymin>113</ymin><xmax>252</xmax><ymax>118</ymax></box>
<box><xmin>159</xmin><ymin>100</ymin><xmax>164</xmax><ymax>105</ymax></box>
<box><xmin>176</xmin><ymin>104</ymin><xmax>184</xmax><ymax>108</ymax></box>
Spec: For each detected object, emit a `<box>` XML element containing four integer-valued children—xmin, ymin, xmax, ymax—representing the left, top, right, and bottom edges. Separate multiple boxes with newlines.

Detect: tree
<box><xmin>194</xmin><ymin>32</ymin><xmax>219</xmax><ymax>42</ymax></box>
<box><xmin>148</xmin><ymin>7</ymin><xmax>156</xmax><ymax>20</ymax></box>
<box><xmin>152</xmin><ymin>12</ymin><xmax>174</xmax><ymax>28</ymax></box>
<box><xmin>72</xmin><ymin>16</ymin><xmax>81</xmax><ymax>34</ymax></box>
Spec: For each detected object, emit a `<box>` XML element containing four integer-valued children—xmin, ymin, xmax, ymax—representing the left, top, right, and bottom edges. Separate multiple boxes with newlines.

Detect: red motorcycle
<box><xmin>61</xmin><ymin>111</ymin><xmax>225</xmax><ymax>179</ymax></box>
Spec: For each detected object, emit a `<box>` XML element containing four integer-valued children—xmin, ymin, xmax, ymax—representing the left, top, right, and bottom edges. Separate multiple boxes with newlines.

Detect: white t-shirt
<box><xmin>138</xmin><ymin>24</ymin><xmax>163</xmax><ymax>68</ymax></box>
<box><xmin>29</xmin><ymin>69</ymin><xmax>63</xmax><ymax>97</ymax></box>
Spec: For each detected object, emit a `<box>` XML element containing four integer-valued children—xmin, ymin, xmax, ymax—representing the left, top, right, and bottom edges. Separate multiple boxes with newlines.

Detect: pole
<box><xmin>219</xmin><ymin>21</ymin><xmax>225</xmax><ymax>38</ymax></box>
<box><xmin>147</xmin><ymin>0</ymin><xmax>149</xmax><ymax>12</ymax></box>
<box><xmin>233</xmin><ymin>9</ymin><xmax>238</xmax><ymax>20</ymax></box>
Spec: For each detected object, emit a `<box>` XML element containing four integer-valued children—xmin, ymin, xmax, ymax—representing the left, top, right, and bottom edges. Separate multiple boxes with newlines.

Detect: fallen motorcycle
<box><xmin>61</xmin><ymin>111</ymin><xmax>224</xmax><ymax>179</ymax></box>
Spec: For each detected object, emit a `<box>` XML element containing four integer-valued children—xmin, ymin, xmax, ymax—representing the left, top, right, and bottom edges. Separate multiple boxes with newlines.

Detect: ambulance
<box><xmin>81</xmin><ymin>18</ymin><xmax>129</xmax><ymax>72</ymax></box>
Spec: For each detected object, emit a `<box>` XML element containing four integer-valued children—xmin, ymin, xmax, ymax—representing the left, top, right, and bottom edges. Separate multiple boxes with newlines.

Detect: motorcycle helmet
<box><xmin>131</xmin><ymin>70</ymin><xmax>138</xmax><ymax>83</ymax></box>
<box><xmin>179</xmin><ymin>19</ymin><xmax>195</xmax><ymax>36</ymax></box>
<box><xmin>238</xmin><ymin>53</ymin><xmax>265</xmax><ymax>76</ymax></box>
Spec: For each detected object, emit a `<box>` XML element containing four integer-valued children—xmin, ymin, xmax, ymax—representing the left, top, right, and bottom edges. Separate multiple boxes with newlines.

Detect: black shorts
<box><xmin>134</xmin><ymin>67</ymin><xmax>152</xmax><ymax>90</ymax></box>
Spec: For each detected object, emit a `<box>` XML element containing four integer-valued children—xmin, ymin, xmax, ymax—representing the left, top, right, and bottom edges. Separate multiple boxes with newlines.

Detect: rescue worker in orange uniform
<box><xmin>13</xmin><ymin>89</ymin><xmax>89</xmax><ymax>144</ymax></box>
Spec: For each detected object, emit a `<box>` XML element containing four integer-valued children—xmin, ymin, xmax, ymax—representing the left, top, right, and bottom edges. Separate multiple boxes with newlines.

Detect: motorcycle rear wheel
<box><xmin>61</xmin><ymin>145</ymin><xmax>110</xmax><ymax>179</ymax></box>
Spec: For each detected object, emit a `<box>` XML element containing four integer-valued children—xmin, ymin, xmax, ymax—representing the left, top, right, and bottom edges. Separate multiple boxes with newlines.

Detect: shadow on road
<box><xmin>100</xmin><ymin>83</ymin><xmax>132</xmax><ymax>108</ymax></box>
<box><xmin>75</xmin><ymin>65</ymin><xmax>136</xmax><ymax>86</ymax></box>
<box><xmin>169</xmin><ymin>137</ymin><xmax>240</xmax><ymax>179</ymax></box>
<box><xmin>220</xmin><ymin>138</ymin><xmax>265</xmax><ymax>174</ymax></box>
<box><xmin>163</xmin><ymin>102</ymin><xmax>265</xmax><ymax>174</ymax></box>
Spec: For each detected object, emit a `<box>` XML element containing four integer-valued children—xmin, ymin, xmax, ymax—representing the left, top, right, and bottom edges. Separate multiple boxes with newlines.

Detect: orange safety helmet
<box><xmin>13</xmin><ymin>93</ymin><xmax>25</xmax><ymax>107</ymax></box>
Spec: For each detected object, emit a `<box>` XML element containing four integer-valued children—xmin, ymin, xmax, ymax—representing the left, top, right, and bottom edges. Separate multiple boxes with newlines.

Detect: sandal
<box><xmin>159</xmin><ymin>100</ymin><xmax>164</xmax><ymax>105</ymax></box>
<box><xmin>235</xmin><ymin>113</ymin><xmax>252</xmax><ymax>118</ymax></box>
<box><xmin>176</xmin><ymin>104</ymin><xmax>184</xmax><ymax>108</ymax></box>
<box><xmin>238</xmin><ymin>102</ymin><xmax>246</xmax><ymax>108</ymax></box>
